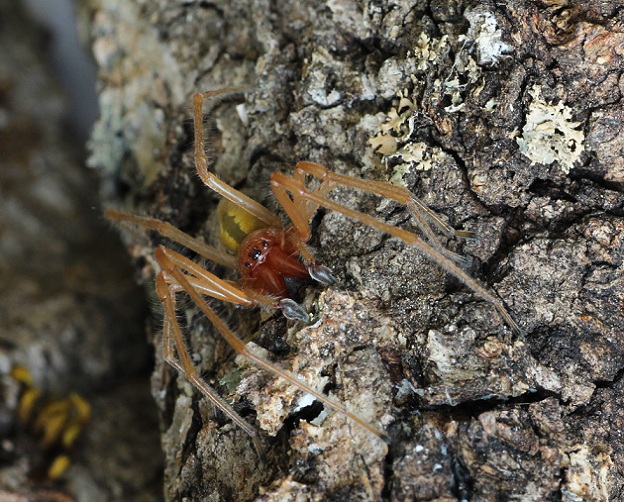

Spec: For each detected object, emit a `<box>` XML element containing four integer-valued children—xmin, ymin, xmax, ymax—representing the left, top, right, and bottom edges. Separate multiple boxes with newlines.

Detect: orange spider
<box><xmin>106</xmin><ymin>88</ymin><xmax>520</xmax><ymax>453</ymax></box>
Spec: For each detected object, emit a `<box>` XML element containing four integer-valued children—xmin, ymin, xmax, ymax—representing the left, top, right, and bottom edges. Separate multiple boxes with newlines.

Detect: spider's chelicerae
<box><xmin>106</xmin><ymin>88</ymin><xmax>520</xmax><ymax>453</ymax></box>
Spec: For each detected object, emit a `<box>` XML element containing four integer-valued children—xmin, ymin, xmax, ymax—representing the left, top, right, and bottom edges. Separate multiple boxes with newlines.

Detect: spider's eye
<box><xmin>262</xmin><ymin>240</ymin><xmax>268</xmax><ymax>248</ymax></box>
<box><xmin>244</xmin><ymin>262</ymin><xmax>252</xmax><ymax>268</ymax></box>
<box><xmin>249</xmin><ymin>247</ymin><xmax>261</xmax><ymax>260</ymax></box>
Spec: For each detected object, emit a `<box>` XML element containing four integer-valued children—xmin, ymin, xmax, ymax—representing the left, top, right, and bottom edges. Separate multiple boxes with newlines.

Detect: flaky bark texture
<box><xmin>85</xmin><ymin>0</ymin><xmax>624</xmax><ymax>500</ymax></box>
<box><xmin>0</xmin><ymin>3</ymin><xmax>162</xmax><ymax>501</ymax></box>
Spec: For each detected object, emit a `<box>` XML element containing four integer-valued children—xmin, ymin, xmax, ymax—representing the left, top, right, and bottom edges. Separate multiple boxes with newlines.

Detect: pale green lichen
<box><xmin>516</xmin><ymin>86</ymin><xmax>584</xmax><ymax>173</ymax></box>
<box><xmin>369</xmin><ymin>16</ymin><xmax>510</xmax><ymax>183</ymax></box>
<box><xmin>411</xmin><ymin>32</ymin><xmax>449</xmax><ymax>71</ymax></box>
<box><xmin>368</xmin><ymin>89</ymin><xmax>444</xmax><ymax>185</ymax></box>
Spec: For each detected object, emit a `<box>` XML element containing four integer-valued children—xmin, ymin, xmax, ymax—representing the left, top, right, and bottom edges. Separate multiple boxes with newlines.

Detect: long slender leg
<box><xmin>104</xmin><ymin>208</ymin><xmax>238</xmax><ymax>270</ymax></box>
<box><xmin>192</xmin><ymin>90</ymin><xmax>282</xmax><ymax>228</ymax></box>
<box><xmin>291</xmin><ymin>163</ymin><xmax>337</xmax><ymax>221</ymax></box>
<box><xmin>293</xmin><ymin>161</ymin><xmax>474</xmax><ymax>266</ymax></box>
<box><xmin>155</xmin><ymin>273</ymin><xmax>264</xmax><ymax>457</ymax></box>
<box><xmin>155</xmin><ymin>247</ymin><xmax>387</xmax><ymax>440</ymax></box>
<box><xmin>270</xmin><ymin>181</ymin><xmax>335</xmax><ymax>284</ymax></box>
<box><xmin>271</xmin><ymin>172</ymin><xmax>521</xmax><ymax>335</ymax></box>
<box><xmin>294</xmin><ymin>161</ymin><xmax>475</xmax><ymax>239</ymax></box>
<box><xmin>276</xmin><ymin>163</ymin><xmax>468</xmax><ymax>268</ymax></box>
<box><xmin>159</xmin><ymin>246</ymin><xmax>310</xmax><ymax>321</ymax></box>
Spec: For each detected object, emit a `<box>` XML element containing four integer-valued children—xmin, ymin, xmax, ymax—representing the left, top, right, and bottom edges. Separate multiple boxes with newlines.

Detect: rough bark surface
<box><xmin>84</xmin><ymin>0</ymin><xmax>624</xmax><ymax>500</ymax></box>
<box><xmin>0</xmin><ymin>3</ymin><xmax>163</xmax><ymax>501</ymax></box>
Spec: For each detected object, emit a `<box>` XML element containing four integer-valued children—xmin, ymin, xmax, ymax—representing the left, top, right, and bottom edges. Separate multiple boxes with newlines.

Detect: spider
<box><xmin>105</xmin><ymin>88</ymin><xmax>520</xmax><ymax>454</ymax></box>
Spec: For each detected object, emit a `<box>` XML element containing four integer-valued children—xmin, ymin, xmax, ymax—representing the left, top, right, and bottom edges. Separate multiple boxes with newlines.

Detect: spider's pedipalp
<box><xmin>308</xmin><ymin>264</ymin><xmax>336</xmax><ymax>286</ymax></box>
<box><xmin>278</xmin><ymin>298</ymin><xmax>311</xmax><ymax>324</ymax></box>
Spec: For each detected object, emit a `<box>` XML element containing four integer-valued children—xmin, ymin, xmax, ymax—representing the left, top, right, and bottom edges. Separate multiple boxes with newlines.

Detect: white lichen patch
<box><xmin>88</xmin><ymin>1</ymin><xmax>187</xmax><ymax>187</ymax></box>
<box><xmin>565</xmin><ymin>444</ymin><xmax>614</xmax><ymax>501</ymax></box>
<box><xmin>369</xmin><ymin>89</ymin><xmax>447</xmax><ymax>184</ymax></box>
<box><xmin>411</xmin><ymin>32</ymin><xmax>449</xmax><ymax>71</ymax></box>
<box><xmin>463</xmin><ymin>9</ymin><xmax>512</xmax><ymax>66</ymax></box>
<box><xmin>369</xmin><ymin>89</ymin><xmax>415</xmax><ymax>155</ymax></box>
<box><xmin>369</xmin><ymin>23</ymin><xmax>496</xmax><ymax>182</ymax></box>
<box><xmin>516</xmin><ymin>86</ymin><xmax>584</xmax><ymax>173</ymax></box>
<box><xmin>427</xmin><ymin>327</ymin><xmax>486</xmax><ymax>382</ymax></box>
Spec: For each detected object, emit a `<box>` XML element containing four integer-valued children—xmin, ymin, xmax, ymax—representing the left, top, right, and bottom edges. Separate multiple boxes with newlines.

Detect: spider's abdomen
<box><xmin>239</xmin><ymin>228</ymin><xmax>310</xmax><ymax>298</ymax></box>
<box><xmin>218</xmin><ymin>198</ymin><xmax>268</xmax><ymax>252</ymax></box>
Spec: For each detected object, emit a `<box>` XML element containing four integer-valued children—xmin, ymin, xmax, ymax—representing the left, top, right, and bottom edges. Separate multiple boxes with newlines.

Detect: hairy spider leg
<box><xmin>270</xmin><ymin>170</ymin><xmax>521</xmax><ymax>335</ymax></box>
<box><xmin>296</xmin><ymin>161</ymin><xmax>475</xmax><ymax>240</ymax></box>
<box><xmin>105</xmin><ymin>209</ymin><xmax>238</xmax><ymax>269</ymax></box>
<box><xmin>154</xmin><ymin>246</ymin><xmax>387</xmax><ymax>440</ymax></box>
<box><xmin>293</xmin><ymin>161</ymin><xmax>473</xmax><ymax>267</ymax></box>
<box><xmin>155</xmin><ymin>269</ymin><xmax>264</xmax><ymax>457</ymax></box>
<box><xmin>193</xmin><ymin>89</ymin><xmax>281</xmax><ymax>229</ymax></box>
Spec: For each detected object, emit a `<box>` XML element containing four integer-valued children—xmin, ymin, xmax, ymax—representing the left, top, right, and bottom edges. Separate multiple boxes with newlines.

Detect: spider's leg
<box><xmin>292</xmin><ymin>161</ymin><xmax>474</xmax><ymax>267</ymax></box>
<box><xmin>291</xmin><ymin>162</ymin><xmax>337</xmax><ymax>221</ymax></box>
<box><xmin>159</xmin><ymin>247</ymin><xmax>309</xmax><ymax>320</ymax></box>
<box><xmin>105</xmin><ymin>209</ymin><xmax>238</xmax><ymax>270</ymax></box>
<box><xmin>154</xmin><ymin>270</ymin><xmax>265</xmax><ymax>457</ymax></box>
<box><xmin>271</xmin><ymin>172</ymin><xmax>522</xmax><ymax>335</ymax></box>
<box><xmin>294</xmin><ymin>161</ymin><xmax>475</xmax><ymax>240</ymax></box>
<box><xmin>155</xmin><ymin>246</ymin><xmax>387</xmax><ymax>441</ymax></box>
<box><xmin>192</xmin><ymin>90</ymin><xmax>281</xmax><ymax>228</ymax></box>
<box><xmin>269</xmin><ymin>173</ymin><xmax>335</xmax><ymax>284</ymax></box>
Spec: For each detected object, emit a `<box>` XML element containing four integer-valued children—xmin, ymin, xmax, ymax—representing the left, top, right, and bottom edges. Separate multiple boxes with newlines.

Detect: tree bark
<box><xmin>84</xmin><ymin>0</ymin><xmax>624</xmax><ymax>500</ymax></box>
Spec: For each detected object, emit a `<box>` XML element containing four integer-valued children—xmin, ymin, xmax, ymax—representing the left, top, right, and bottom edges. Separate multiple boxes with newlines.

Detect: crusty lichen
<box><xmin>566</xmin><ymin>443</ymin><xmax>614</xmax><ymax>500</ymax></box>
<box><xmin>412</xmin><ymin>32</ymin><xmax>449</xmax><ymax>71</ymax></box>
<box><xmin>463</xmin><ymin>9</ymin><xmax>512</xmax><ymax>66</ymax></box>
<box><xmin>369</xmin><ymin>10</ymin><xmax>513</xmax><ymax>185</ymax></box>
<box><xmin>516</xmin><ymin>85</ymin><xmax>585</xmax><ymax>172</ymax></box>
<box><xmin>369</xmin><ymin>88</ymin><xmax>447</xmax><ymax>186</ymax></box>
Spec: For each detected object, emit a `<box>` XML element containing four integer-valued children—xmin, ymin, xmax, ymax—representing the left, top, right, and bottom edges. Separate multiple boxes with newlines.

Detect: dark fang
<box><xmin>278</xmin><ymin>299</ymin><xmax>311</xmax><ymax>324</ymax></box>
<box><xmin>308</xmin><ymin>264</ymin><xmax>336</xmax><ymax>286</ymax></box>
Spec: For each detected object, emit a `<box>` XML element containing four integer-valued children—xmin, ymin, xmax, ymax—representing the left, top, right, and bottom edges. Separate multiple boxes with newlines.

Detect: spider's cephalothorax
<box><xmin>218</xmin><ymin>198</ymin><xmax>311</xmax><ymax>298</ymax></box>
<box><xmin>238</xmin><ymin>227</ymin><xmax>310</xmax><ymax>297</ymax></box>
<box><xmin>106</xmin><ymin>87</ymin><xmax>521</xmax><ymax>455</ymax></box>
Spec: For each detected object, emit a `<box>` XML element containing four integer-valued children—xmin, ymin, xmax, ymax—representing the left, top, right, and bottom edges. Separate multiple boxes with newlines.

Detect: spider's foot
<box><xmin>456</xmin><ymin>229</ymin><xmax>478</xmax><ymax>240</ymax></box>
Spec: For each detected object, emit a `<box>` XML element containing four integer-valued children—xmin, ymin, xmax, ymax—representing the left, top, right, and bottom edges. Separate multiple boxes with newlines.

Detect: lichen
<box><xmin>463</xmin><ymin>9</ymin><xmax>512</xmax><ymax>66</ymax></box>
<box><xmin>369</xmin><ymin>89</ymin><xmax>445</xmax><ymax>185</ymax></box>
<box><xmin>516</xmin><ymin>85</ymin><xmax>585</xmax><ymax>173</ymax></box>
<box><xmin>566</xmin><ymin>444</ymin><xmax>614</xmax><ymax>500</ymax></box>
<box><xmin>369</xmin><ymin>14</ymin><xmax>509</xmax><ymax>183</ymax></box>
<box><xmin>412</xmin><ymin>32</ymin><xmax>449</xmax><ymax>71</ymax></box>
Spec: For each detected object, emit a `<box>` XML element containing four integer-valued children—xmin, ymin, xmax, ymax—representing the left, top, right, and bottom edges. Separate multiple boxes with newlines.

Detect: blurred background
<box><xmin>0</xmin><ymin>2</ymin><xmax>163</xmax><ymax>500</ymax></box>
<box><xmin>24</xmin><ymin>0</ymin><xmax>98</xmax><ymax>139</ymax></box>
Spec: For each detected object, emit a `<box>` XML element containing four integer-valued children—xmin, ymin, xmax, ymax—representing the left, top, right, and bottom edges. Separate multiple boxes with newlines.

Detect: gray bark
<box><xmin>84</xmin><ymin>0</ymin><xmax>624</xmax><ymax>500</ymax></box>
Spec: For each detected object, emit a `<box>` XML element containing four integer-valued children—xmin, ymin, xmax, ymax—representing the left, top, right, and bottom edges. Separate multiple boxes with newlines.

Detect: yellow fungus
<box><xmin>18</xmin><ymin>388</ymin><xmax>41</xmax><ymax>423</ymax></box>
<box><xmin>48</xmin><ymin>454</ymin><xmax>71</xmax><ymax>480</ymax></box>
<box><xmin>69</xmin><ymin>393</ymin><xmax>91</xmax><ymax>423</ymax></box>
<box><xmin>11</xmin><ymin>366</ymin><xmax>34</xmax><ymax>387</ymax></box>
